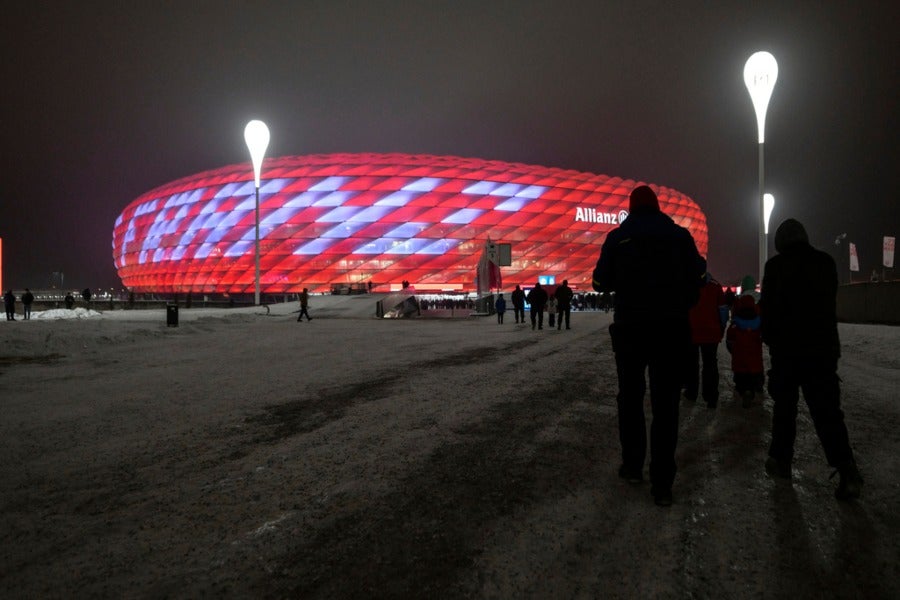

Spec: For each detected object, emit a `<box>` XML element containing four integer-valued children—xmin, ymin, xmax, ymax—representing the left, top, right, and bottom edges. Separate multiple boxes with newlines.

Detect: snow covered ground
<box><xmin>1</xmin><ymin>296</ymin><xmax>898</xmax><ymax>597</ymax></box>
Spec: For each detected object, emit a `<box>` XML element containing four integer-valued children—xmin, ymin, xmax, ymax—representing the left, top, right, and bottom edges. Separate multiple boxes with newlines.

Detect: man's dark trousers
<box><xmin>616</xmin><ymin>320</ymin><xmax>688</xmax><ymax>491</ymax></box>
<box><xmin>768</xmin><ymin>354</ymin><xmax>853</xmax><ymax>466</ymax></box>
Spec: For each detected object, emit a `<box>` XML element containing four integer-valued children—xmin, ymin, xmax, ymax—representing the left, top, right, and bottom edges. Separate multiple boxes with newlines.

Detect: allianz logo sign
<box><xmin>574</xmin><ymin>207</ymin><xmax>629</xmax><ymax>225</ymax></box>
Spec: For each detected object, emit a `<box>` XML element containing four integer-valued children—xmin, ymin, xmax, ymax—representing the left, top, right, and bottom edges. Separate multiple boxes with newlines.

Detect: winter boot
<box><xmin>832</xmin><ymin>461</ymin><xmax>863</xmax><ymax>500</ymax></box>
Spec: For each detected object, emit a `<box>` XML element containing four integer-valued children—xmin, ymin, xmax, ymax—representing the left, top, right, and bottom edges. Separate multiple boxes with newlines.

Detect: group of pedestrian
<box><xmin>4</xmin><ymin>289</ymin><xmax>35</xmax><ymax>321</ymax></box>
<box><xmin>593</xmin><ymin>185</ymin><xmax>862</xmax><ymax>507</ymax></box>
<box><xmin>495</xmin><ymin>280</ymin><xmax>575</xmax><ymax>330</ymax></box>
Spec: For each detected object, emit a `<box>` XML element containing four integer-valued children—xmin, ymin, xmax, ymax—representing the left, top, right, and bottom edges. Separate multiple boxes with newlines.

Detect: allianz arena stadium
<box><xmin>112</xmin><ymin>153</ymin><xmax>708</xmax><ymax>294</ymax></box>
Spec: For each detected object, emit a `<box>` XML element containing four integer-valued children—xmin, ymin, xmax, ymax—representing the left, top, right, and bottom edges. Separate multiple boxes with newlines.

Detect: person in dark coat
<box><xmin>494</xmin><ymin>293</ymin><xmax>507</xmax><ymax>324</ymax></box>
<box><xmin>592</xmin><ymin>185</ymin><xmax>705</xmax><ymax>506</ymax></box>
<box><xmin>761</xmin><ymin>218</ymin><xmax>863</xmax><ymax>500</ymax></box>
<box><xmin>554</xmin><ymin>279</ymin><xmax>574</xmax><ymax>330</ymax></box>
<box><xmin>4</xmin><ymin>290</ymin><xmax>16</xmax><ymax>321</ymax></box>
<box><xmin>22</xmin><ymin>288</ymin><xmax>34</xmax><ymax>320</ymax></box>
<box><xmin>525</xmin><ymin>282</ymin><xmax>548</xmax><ymax>330</ymax></box>
<box><xmin>511</xmin><ymin>285</ymin><xmax>526</xmax><ymax>324</ymax></box>
<box><xmin>64</xmin><ymin>292</ymin><xmax>75</xmax><ymax>309</ymax></box>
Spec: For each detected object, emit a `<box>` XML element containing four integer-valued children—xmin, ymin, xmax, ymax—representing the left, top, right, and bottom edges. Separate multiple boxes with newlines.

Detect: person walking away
<box><xmin>726</xmin><ymin>294</ymin><xmax>764</xmax><ymax>407</ymax></box>
<box><xmin>547</xmin><ymin>295</ymin><xmax>557</xmax><ymax>328</ymax></box>
<box><xmin>526</xmin><ymin>282</ymin><xmax>548</xmax><ymax>330</ymax></box>
<box><xmin>494</xmin><ymin>293</ymin><xmax>507</xmax><ymax>324</ymax></box>
<box><xmin>64</xmin><ymin>292</ymin><xmax>75</xmax><ymax>309</ymax></box>
<box><xmin>555</xmin><ymin>279</ymin><xmax>574</xmax><ymax>330</ymax></box>
<box><xmin>761</xmin><ymin>218</ymin><xmax>863</xmax><ymax>500</ymax></box>
<box><xmin>296</xmin><ymin>288</ymin><xmax>312</xmax><ymax>322</ymax></box>
<box><xmin>592</xmin><ymin>185</ymin><xmax>705</xmax><ymax>507</ymax></box>
<box><xmin>684</xmin><ymin>271</ymin><xmax>728</xmax><ymax>408</ymax></box>
<box><xmin>22</xmin><ymin>288</ymin><xmax>34</xmax><ymax>320</ymax></box>
<box><xmin>511</xmin><ymin>285</ymin><xmax>526</xmax><ymax>324</ymax></box>
<box><xmin>4</xmin><ymin>290</ymin><xmax>16</xmax><ymax>321</ymax></box>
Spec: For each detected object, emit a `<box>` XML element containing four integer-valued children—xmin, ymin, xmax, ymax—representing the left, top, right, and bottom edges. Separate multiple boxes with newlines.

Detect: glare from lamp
<box><xmin>244</xmin><ymin>120</ymin><xmax>270</xmax><ymax>188</ymax></box>
<box><xmin>743</xmin><ymin>52</ymin><xmax>778</xmax><ymax>143</ymax></box>
<box><xmin>763</xmin><ymin>193</ymin><xmax>775</xmax><ymax>234</ymax></box>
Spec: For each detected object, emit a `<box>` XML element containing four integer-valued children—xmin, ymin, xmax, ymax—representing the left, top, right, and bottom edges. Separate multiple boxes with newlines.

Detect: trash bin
<box><xmin>166</xmin><ymin>303</ymin><xmax>179</xmax><ymax>327</ymax></box>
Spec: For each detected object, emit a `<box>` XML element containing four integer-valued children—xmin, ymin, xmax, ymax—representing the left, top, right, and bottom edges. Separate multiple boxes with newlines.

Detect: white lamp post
<box><xmin>744</xmin><ymin>51</ymin><xmax>778</xmax><ymax>281</ymax></box>
<box><xmin>763</xmin><ymin>193</ymin><xmax>775</xmax><ymax>235</ymax></box>
<box><xmin>244</xmin><ymin>120</ymin><xmax>270</xmax><ymax>306</ymax></box>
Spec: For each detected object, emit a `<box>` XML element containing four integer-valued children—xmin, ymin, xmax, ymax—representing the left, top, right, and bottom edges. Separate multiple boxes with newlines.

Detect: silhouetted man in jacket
<box><xmin>554</xmin><ymin>279</ymin><xmax>574</xmax><ymax>330</ymax></box>
<box><xmin>761</xmin><ymin>218</ymin><xmax>862</xmax><ymax>499</ymax></box>
<box><xmin>511</xmin><ymin>285</ymin><xmax>526</xmax><ymax>324</ymax></box>
<box><xmin>526</xmin><ymin>282</ymin><xmax>548</xmax><ymax>330</ymax></box>
<box><xmin>593</xmin><ymin>185</ymin><xmax>705</xmax><ymax>506</ymax></box>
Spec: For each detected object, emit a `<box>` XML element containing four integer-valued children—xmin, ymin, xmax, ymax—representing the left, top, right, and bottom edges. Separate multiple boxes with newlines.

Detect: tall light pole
<box><xmin>744</xmin><ymin>51</ymin><xmax>778</xmax><ymax>282</ymax></box>
<box><xmin>244</xmin><ymin>120</ymin><xmax>270</xmax><ymax>306</ymax></box>
<box><xmin>763</xmin><ymin>193</ymin><xmax>775</xmax><ymax>235</ymax></box>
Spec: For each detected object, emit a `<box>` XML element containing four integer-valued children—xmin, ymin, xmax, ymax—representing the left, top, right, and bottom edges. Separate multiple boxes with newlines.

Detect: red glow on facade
<box><xmin>112</xmin><ymin>154</ymin><xmax>708</xmax><ymax>293</ymax></box>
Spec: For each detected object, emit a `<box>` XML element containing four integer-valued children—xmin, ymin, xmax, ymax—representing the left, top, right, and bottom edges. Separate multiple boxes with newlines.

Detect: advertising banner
<box><xmin>884</xmin><ymin>236</ymin><xmax>895</xmax><ymax>268</ymax></box>
<box><xmin>849</xmin><ymin>243</ymin><xmax>860</xmax><ymax>272</ymax></box>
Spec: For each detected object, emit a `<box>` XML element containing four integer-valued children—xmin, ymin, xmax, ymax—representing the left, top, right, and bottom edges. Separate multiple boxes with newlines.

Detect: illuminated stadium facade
<box><xmin>112</xmin><ymin>153</ymin><xmax>708</xmax><ymax>294</ymax></box>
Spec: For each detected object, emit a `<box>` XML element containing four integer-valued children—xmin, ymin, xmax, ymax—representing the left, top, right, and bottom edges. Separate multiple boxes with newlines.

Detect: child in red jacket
<box><xmin>726</xmin><ymin>294</ymin><xmax>765</xmax><ymax>407</ymax></box>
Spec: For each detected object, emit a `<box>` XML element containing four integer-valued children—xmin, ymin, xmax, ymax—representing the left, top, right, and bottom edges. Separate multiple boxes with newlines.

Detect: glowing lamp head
<box><xmin>744</xmin><ymin>51</ymin><xmax>778</xmax><ymax>143</ymax></box>
<box><xmin>763</xmin><ymin>193</ymin><xmax>775</xmax><ymax>234</ymax></box>
<box><xmin>244</xmin><ymin>120</ymin><xmax>270</xmax><ymax>188</ymax></box>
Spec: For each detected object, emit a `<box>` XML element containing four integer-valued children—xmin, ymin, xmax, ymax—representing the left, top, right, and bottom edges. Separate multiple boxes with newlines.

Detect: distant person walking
<box><xmin>22</xmin><ymin>288</ymin><xmax>34</xmax><ymax>320</ymax></box>
<box><xmin>761</xmin><ymin>218</ymin><xmax>863</xmax><ymax>500</ymax></box>
<box><xmin>526</xmin><ymin>282</ymin><xmax>548</xmax><ymax>330</ymax></box>
<box><xmin>511</xmin><ymin>285</ymin><xmax>526</xmax><ymax>324</ymax></box>
<box><xmin>495</xmin><ymin>293</ymin><xmax>507</xmax><ymax>324</ymax></box>
<box><xmin>547</xmin><ymin>296</ymin><xmax>557</xmax><ymax>328</ymax></box>
<box><xmin>64</xmin><ymin>293</ymin><xmax>75</xmax><ymax>310</ymax></box>
<box><xmin>4</xmin><ymin>290</ymin><xmax>16</xmax><ymax>321</ymax></box>
<box><xmin>554</xmin><ymin>279</ymin><xmax>574</xmax><ymax>330</ymax></box>
<box><xmin>82</xmin><ymin>288</ymin><xmax>92</xmax><ymax>304</ymax></box>
<box><xmin>297</xmin><ymin>288</ymin><xmax>312</xmax><ymax>322</ymax></box>
<box><xmin>592</xmin><ymin>185</ymin><xmax>705</xmax><ymax>507</ymax></box>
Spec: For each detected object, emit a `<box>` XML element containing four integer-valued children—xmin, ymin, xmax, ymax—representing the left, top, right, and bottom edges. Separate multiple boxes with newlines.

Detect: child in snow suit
<box><xmin>726</xmin><ymin>294</ymin><xmax>765</xmax><ymax>407</ymax></box>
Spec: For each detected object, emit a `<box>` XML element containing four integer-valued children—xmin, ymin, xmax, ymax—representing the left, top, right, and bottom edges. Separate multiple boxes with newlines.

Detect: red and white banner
<box><xmin>884</xmin><ymin>236</ymin><xmax>895</xmax><ymax>268</ymax></box>
<box><xmin>849</xmin><ymin>243</ymin><xmax>860</xmax><ymax>272</ymax></box>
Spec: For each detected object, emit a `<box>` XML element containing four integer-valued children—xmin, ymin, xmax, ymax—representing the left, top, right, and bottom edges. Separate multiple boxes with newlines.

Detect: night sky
<box><xmin>3</xmin><ymin>1</ymin><xmax>897</xmax><ymax>291</ymax></box>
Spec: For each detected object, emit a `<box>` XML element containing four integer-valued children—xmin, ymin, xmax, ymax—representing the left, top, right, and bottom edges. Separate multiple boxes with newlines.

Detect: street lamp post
<box><xmin>744</xmin><ymin>51</ymin><xmax>778</xmax><ymax>282</ymax></box>
<box><xmin>244</xmin><ymin>120</ymin><xmax>270</xmax><ymax>306</ymax></box>
<box><xmin>763</xmin><ymin>192</ymin><xmax>775</xmax><ymax>252</ymax></box>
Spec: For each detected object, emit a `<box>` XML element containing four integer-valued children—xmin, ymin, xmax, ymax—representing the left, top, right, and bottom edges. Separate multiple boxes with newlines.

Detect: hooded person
<box><xmin>592</xmin><ymin>185</ymin><xmax>706</xmax><ymax>506</ymax></box>
<box><xmin>761</xmin><ymin>218</ymin><xmax>863</xmax><ymax>499</ymax></box>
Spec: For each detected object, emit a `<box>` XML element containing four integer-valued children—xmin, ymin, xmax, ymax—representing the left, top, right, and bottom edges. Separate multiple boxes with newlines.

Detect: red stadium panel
<box><xmin>111</xmin><ymin>153</ymin><xmax>709</xmax><ymax>294</ymax></box>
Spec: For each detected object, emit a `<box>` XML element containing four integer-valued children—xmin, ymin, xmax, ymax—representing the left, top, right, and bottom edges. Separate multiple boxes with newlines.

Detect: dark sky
<box><xmin>2</xmin><ymin>1</ymin><xmax>897</xmax><ymax>290</ymax></box>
